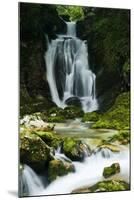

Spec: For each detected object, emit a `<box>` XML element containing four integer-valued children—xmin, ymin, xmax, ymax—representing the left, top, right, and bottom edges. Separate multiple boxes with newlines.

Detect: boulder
<box><xmin>48</xmin><ymin>159</ymin><xmax>75</xmax><ymax>182</ymax></box>
<box><xmin>62</xmin><ymin>137</ymin><xmax>91</xmax><ymax>161</ymax></box>
<box><xmin>20</xmin><ymin>131</ymin><xmax>51</xmax><ymax>173</ymax></box>
<box><xmin>103</xmin><ymin>163</ymin><xmax>120</xmax><ymax>178</ymax></box>
<box><xmin>34</xmin><ymin>131</ymin><xmax>63</xmax><ymax>149</ymax></box>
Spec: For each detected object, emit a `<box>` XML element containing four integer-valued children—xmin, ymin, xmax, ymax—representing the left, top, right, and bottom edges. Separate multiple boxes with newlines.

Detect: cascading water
<box><xmin>20</xmin><ymin>147</ymin><xmax>129</xmax><ymax>196</ymax></box>
<box><xmin>45</xmin><ymin>22</ymin><xmax>98</xmax><ymax>112</ymax></box>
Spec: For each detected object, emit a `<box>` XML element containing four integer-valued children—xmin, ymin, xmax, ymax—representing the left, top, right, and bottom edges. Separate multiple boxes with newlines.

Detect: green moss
<box><xmin>47</xmin><ymin>115</ymin><xmax>65</xmax><ymax>122</ymax></box>
<box><xmin>103</xmin><ymin>163</ymin><xmax>120</xmax><ymax>178</ymax></box>
<box><xmin>82</xmin><ymin>111</ymin><xmax>100</xmax><ymax>122</ymax></box>
<box><xmin>48</xmin><ymin>159</ymin><xmax>75</xmax><ymax>182</ymax></box>
<box><xmin>63</xmin><ymin>106</ymin><xmax>84</xmax><ymax>119</ymax></box>
<box><xmin>20</xmin><ymin>131</ymin><xmax>50</xmax><ymax>172</ymax></box>
<box><xmin>34</xmin><ymin>131</ymin><xmax>63</xmax><ymax>149</ymax></box>
<box><xmin>63</xmin><ymin>137</ymin><xmax>90</xmax><ymax>161</ymax></box>
<box><xmin>47</xmin><ymin>105</ymin><xmax>84</xmax><ymax>121</ymax></box>
<box><xmin>92</xmin><ymin>92</ymin><xmax>130</xmax><ymax>130</ymax></box>
<box><xmin>72</xmin><ymin>180</ymin><xmax>129</xmax><ymax>193</ymax></box>
<box><xmin>108</xmin><ymin>130</ymin><xmax>130</xmax><ymax>144</ymax></box>
<box><xmin>90</xmin><ymin>180</ymin><xmax>129</xmax><ymax>192</ymax></box>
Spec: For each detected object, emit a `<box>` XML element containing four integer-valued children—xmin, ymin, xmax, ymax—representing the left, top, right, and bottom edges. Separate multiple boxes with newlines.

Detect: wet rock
<box><xmin>96</xmin><ymin>143</ymin><xmax>120</xmax><ymax>153</ymax></box>
<box><xmin>103</xmin><ymin>163</ymin><xmax>120</xmax><ymax>178</ymax></box>
<box><xmin>65</xmin><ymin>97</ymin><xmax>82</xmax><ymax>107</ymax></box>
<box><xmin>48</xmin><ymin>159</ymin><xmax>75</xmax><ymax>182</ymax></box>
<box><xmin>62</xmin><ymin>137</ymin><xmax>91</xmax><ymax>161</ymax></box>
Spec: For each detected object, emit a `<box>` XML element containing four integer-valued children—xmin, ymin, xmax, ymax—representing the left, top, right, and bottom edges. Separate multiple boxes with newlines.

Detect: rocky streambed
<box><xmin>19</xmin><ymin>112</ymin><xmax>130</xmax><ymax>197</ymax></box>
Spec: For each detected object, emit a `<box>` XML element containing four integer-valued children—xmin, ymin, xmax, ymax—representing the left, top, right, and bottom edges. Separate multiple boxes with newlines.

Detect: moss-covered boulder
<box><xmin>34</xmin><ymin>131</ymin><xmax>63</xmax><ymax>149</ymax></box>
<box><xmin>92</xmin><ymin>92</ymin><xmax>130</xmax><ymax>130</ymax></box>
<box><xmin>82</xmin><ymin>111</ymin><xmax>100</xmax><ymax>122</ymax></box>
<box><xmin>108</xmin><ymin>130</ymin><xmax>130</xmax><ymax>145</ymax></box>
<box><xmin>103</xmin><ymin>163</ymin><xmax>120</xmax><ymax>178</ymax></box>
<box><xmin>47</xmin><ymin>115</ymin><xmax>65</xmax><ymax>122</ymax></box>
<box><xmin>48</xmin><ymin>105</ymin><xmax>84</xmax><ymax>121</ymax></box>
<box><xmin>63</xmin><ymin>106</ymin><xmax>84</xmax><ymax>119</ymax></box>
<box><xmin>48</xmin><ymin>159</ymin><xmax>75</xmax><ymax>182</ymax></box>
<box><xmin>72</xmin><ymin>180</ymin><xmax>129</xmax><ymax>193</ymax></box>
<box><xmin>62</xmin><ymin>137</ymin><xmax>91</xmax><ymax>161</ymax></box>
<box><xmin>20</xmin><ymin>131</ymin><xmax>51</xmax><ymax>172</ymax></box>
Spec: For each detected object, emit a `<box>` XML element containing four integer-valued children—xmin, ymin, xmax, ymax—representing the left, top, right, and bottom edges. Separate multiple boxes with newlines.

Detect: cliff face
<box><xmin>77</xmin><ymin>7</ymin><xmax>130</xmax><ymax>112</ymax></box>
<box><xmin>20</xmin><ymin>3</ymin><xmax>66</xmax><ymax>114</ymax></box>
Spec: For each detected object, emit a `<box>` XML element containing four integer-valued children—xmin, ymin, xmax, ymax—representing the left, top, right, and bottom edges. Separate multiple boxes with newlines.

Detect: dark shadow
<box><xmin>8</xmin><ymin>190</ymin><xmax>18</xmax><ymax>197</ymax></box>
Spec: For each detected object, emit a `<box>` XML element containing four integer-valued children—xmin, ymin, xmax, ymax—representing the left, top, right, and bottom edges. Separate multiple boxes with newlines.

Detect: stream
<box><xmin>19</xmin><ymin>119</ymin><xmax>130</xmax><ymax>196</ymax></box>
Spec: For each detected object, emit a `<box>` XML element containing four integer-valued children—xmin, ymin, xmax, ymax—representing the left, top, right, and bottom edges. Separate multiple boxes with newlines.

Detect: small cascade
<box><xmin>45</xmin><ymin>22</ymin><xmax>98</xmax><ymax>112</ymax></box>
<box><xmin>54</xmin><ymin>146</ymin><xmax>72</xmax><ymax>163</ymax></box>
<box><xmin>20</xmin><ymin>147</ymin><xmax>129</xmax><ymax>197</ymax></box>
<box><xmin>93</xmin><ymin>147</ymin><xmax>115</xmax><ymax>159</ymax></box>
<box><xmin>19</xmin><ymin>165</ymin><xmax>44</xmax><ymax>196</ymax></box>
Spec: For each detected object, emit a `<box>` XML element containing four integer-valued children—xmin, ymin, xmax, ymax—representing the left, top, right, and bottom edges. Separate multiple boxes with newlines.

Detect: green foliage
<box><xmin>92</xmin><ymin>92</ymin><xmax>130</xmax><ymax>130</ymax></box>
<box><xmin>108</xmin><ymin>130</ymin><xmax>130</xmax><ymax>144</ymax></box>
<box><xmin>82</xmin><ymin>111</ymin><xmax>100</xmax><ymax>122</ymax></box>
<box><xmin>56</xmin><ymin>5</ymin><xmax>84</xmax><ymax>21</ymax></box>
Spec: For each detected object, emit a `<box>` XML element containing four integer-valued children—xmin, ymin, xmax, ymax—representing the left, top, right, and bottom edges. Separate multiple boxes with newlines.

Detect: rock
<box><xmin>63</xmin><ymin>106</ymin><xmax>84</xmax><ymax>119</ymax></box>
<box><xmin>48</xmin><ymin>159</ymin><xmax>75</xmax><ymax>182</ymax></box>
<box><xmin>34</xmin><ymin>131</ymin><xmax>63</xmax><ymax>149</ymax></box>
<box><xmin>82</xmin><ymin>111</ymin><xmax>100</xmax><ymax>122</ymax></box>
<box><xmin>97</xmin><ymin>143</ymin><xmax>120</xmax><ymax>153</ymax></box>
<box><xmin>72</xmin><ymin>180</ymin><xmax>129</xmax><ymax>193</ymax></box>
<box><xmin>62</xmin><ymin>137</ymin><xmax>91</xmax><ymax>161</ymax></box>
<box><xmin>47</xmin><ymin>115</ymin><xmax>65</xmax><ymax>122</ymax></box>
<box><xmin>20</xmin><ymin>131</ymin><xmax>51</xmax><ymax>173</ymax></box>
<box><xmin>65</xmin><ymin>97</ymin><xmax>82</xmax><ymax>107</ymax></box>
<box><xmin>103</xmin><ymin>163</ymin><xmax>120</xmax><ymax>178</ymax></box>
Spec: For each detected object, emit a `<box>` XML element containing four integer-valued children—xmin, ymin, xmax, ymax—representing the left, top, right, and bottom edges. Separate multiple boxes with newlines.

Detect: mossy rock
<box><xmin>72</xmin><ymin>180</ymin><xmax>129</xmax><ymax>193</ymax></box>
<box><xmin>48</xmin><ymin>107</ymin><xmax>64</xmax><ymax>115</ymax></box>
<box><xmin>103</xmin><ymin>163</ymin><xmax>120</xmax><ymax>178</ymax></box>
<box><xmin>108</xmin><ymin>130</ymin><xmax>130</xmax><ymax>145</ymax></box>
<box><xmin>92</xmin><ymin>92</ymin><xmax>130</xmax><ymax>130</ymax></box>
<box><xmin>47</xmin><ymin>115</ymin><xmax>65</xmax><ymax>122</ymax></box>
<box><xmin>97</xmin><ymin>143</ymin><xmax>120</xmax><ymax>153</ymax></box>
<box><xmin>34</xmin><ymin>131</ymin><xmax>63</xmax><ymax>149</ymax></box>
<box><xmin>90</xmin><ymin>180</ymin><xmax>129</xmax><ymax>192</ymax></box>
<box><xmin>63</xmin><ymin>106</ymin><xmax>84</xmax><ymax>119</ymax></box>
<box><xmin>62</xmin><ymin>137</ymin><xmax>91</xmax><ymax>161</ymax></box>
<box><xmin>82</xmin><ymin>111</ymin><xmax>100</xmax><ymax>122</ymax></box>
<box><xmin>20</xmin><ymin>131</ymin><xmax>51</xmax><ymax>172</ymax></box>
<box><xmin>48</xmin><ymin>159</ymin><xmax>75</xmax><ymax>182</ymax></box>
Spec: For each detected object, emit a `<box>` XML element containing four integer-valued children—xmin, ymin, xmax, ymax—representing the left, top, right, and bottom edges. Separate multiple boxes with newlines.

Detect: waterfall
<box><xmin>45</xmin><ymin>22</ymin><xmax>98</xmax><ymax>112</ymax></box>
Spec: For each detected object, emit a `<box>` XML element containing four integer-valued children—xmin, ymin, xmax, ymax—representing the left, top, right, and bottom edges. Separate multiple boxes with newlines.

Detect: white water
<box><xmin>45</xmin><ymin>22</ymin><xmax>98</xmax><ymax>112</ymax></box>
<box><xmin>19</xmin><ymin>165</ymin><xmax>44</xmax><ymax>196</ymax></box>
<box><xmin>20</xmin><ymin>146</ymin><xmax>129</xmax><ymax>196</ymax></box>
